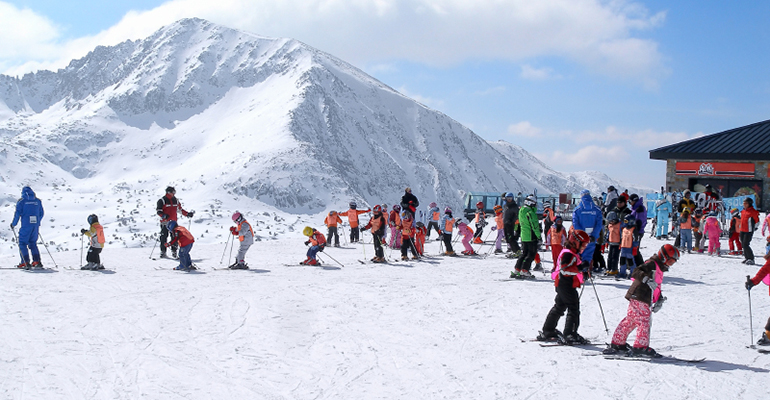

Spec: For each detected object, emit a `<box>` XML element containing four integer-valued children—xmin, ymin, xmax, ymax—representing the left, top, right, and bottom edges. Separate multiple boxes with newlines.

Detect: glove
<box><xmin>490</xmin><ymin>226</ymin><xmax>497</xmax><ymax>231</ymax></box>
<box><xmin>230</xmin><ymin>226</ymin><xmax>238</xmax><ymax>235</ymax></box>
<box><xmin>304</xmin><ymin>240</ymin><xmax>310</xmax><ymax>246</ymax></box>
<box><xmin>164</xmin><ymin>243</ymin><xmax>170</xmax><ymax>248</ymax></box>
<box><xmin>643</xmin><ymin>276</ymin><xmax>657</xmax><ymax>291</ymax></box>
<box><xmin>652</xmin><ymin>296</ymin><xmax>666</xmax><ymax>313</ymax></box>
<box><xmin>10</xmin><ymin>223</ymin><xmax>14</xmax><ymax>229</ymax></box>
<box><xmin>80</xmin><ymin>229</ymin><xmax>87</xmax><ymax>234</ymax></box>
<box><xmin>188</xmin><ymin>211</ymin><xmax>195</xmax><ymax>218</ymax></box>
<box><xmin>360</xmin><ymin>226</ymin><xmax>368</xmax><ymax>231</ymax></box>
<box><xmin>746</xmin><ymin>276</ymin><xmax>755</xmax><ymax>291</ymax></box>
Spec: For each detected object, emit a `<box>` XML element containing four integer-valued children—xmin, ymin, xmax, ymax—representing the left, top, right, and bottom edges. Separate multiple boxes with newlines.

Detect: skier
<box><xmin>339</xmin><ymin>202</ymin><xmax>370</xmax><ymax>243</ymax></box>
<box><xmin>10</xmin><ymin>186</ymin><xmax>44</xmax><ymax>269</ymax></box>
<box><xmin>472</xmin><ymin>201</ymin><xmax>487</xmax><ymax>244</ymax></box>
<box><xmin>400</xmin><ymin>187</ymin><xmax>419</xmax><ymax>214</ymax></box>
<box><xmin>678</xmin><ymin>210</ymin><xmax>694</xmax><ymax>254</ymax></box>
<box><xmin>604</xmin><ymin>244</ymin><xmax>681</xmax><ymax>358</ymax></box>
<box><xmin>740</xmin><ymin>197</ymin><xmax>760</xmax><ymax>265</ymax></box>
<box><xmin>703</xmin><ymin>184</ymin><xmax>721</xmax><ymax>213</ymax></box>
<box><xmin>654</xmin><ymin>196</ymin><xmax>672</xmax><ymax>239</ymax></box>
<box><xmin>728</xmin><ymin>208</ymin><xmax>743</xmax><ymax>255</ymax></box>
<box><xmin>415</xmin><ymin>221</ymin><xmax>427</xmax><ymax>256</ymax></box>
<box><xmin>762</xmin><ymin>210</ymin><xmax>770</xmax><ymax>238</ymax></box>
<box><xmin>604</xmin><ymin>186</ymin><xmax>619</xmax><ymax>215</ymax></box>
<box><xmin>537</xmin><ymin>229</ymin><xmax>591</xmax><ymax>344</ymax></box>
<box><xmin>619</xmin><ymin>214</ymin><xmax>637</xmax><ymax>279</ymax></box>
<box><xmin>439</xmin><ymin>207</ymin><xmax>456</xmax><ymax>256</ymax></box>
<box><xmin>426</xmin><ymin>202</ymin><xmax>441</xmax><ymax>239</ymax></box>
<box><xmin>677</xmin><ymin>190</ymin><xmax>696</xmax><ymax>216</ymax></box>
<box><xmin>572</xmin><ymin>189</ymin><xmax>603</xmax><ymax>269</ymax></box>
<box><xmin>629</xmin><ymin>194</ymin><xmax>647</xmax><ymax>266</ymax></box>
<box><xmin>360</xmin><ymin>205</ymin><xmax>387</xmax><ymax>263</ymax></box>
<box><xmin>166</xmin><ymin>220</ymin><xmax>196</xmax><ymax>271</ymax></box>
<box><xmin>691</xmin><ymin>208</ymin><xmax>704</xmax><ymax>252</ymax></box>
<box><xmin>457</xmin><ymin>219</ymin><xmax>475</xmax><ymax>255</ymax></box>
<box><xmin>703</xmin><ymin>211</ymin><xmax>722</xmax><ymax>256</ymax></box>
<box><xmin>300</xmin><ymin>226</ymin><xmax>326</xmax><ymax>265</ymax></box>
<box><xmin>745</xmin><ymin>250</ymin><xmax>770</xmax><ymax>346</ymax></box>
<box><xmin>492</xmin><ymin>204</ymin><xmax>505</xmax><ymax>254</ymax></box>
<box><xmin>80</xmin><ymin>214</ymin><xmax>105</xmax><ymax>270</ymax></box>
<box><xmin>502</xmin><ymin>192</ymin><xmax>521</xmax><ymax>257</ymax></box>
<box><xmin>229</xmin><ymin>211</ymin><xmax>254</xmax><ymax>269</ymax></box>
<box><xmin>400</xmin><ymin>210</ymin><xmax>419</xmax><ymax>260</ymax></box>
<box><xmin>605</xmin><ymin>210</ymin><xmax>621</xmax><ymax>276</ymax></box>
<box><xmin>512</xmin><ymin>195</ymin><xmax>541</xmax><ymax>279</ymax></box>
<box><xmin>542</xmin><ymin>202</ymin><xmax>555</xmax><ymax>251</ymax></box>
<box><xmin>549</xmin><ymin>216</ymin><xmax>568</xmax><ymax>269</ymax></box>
<box><xmin>389</xmin><ymin>205</ymin><xmax>403</xmax><ymax>249</ymax></box>
<box><xmin>324</xmin><ymin>210</ymin><xmax>343</xmax><ymax>247</ymax></box>
<box><xmin>156</xmin><ymin>186</ymin><xmax>194</xmax><ymax>259</ymax></box>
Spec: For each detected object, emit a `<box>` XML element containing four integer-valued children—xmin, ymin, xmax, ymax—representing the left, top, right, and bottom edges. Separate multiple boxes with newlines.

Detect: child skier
<box><xmin>492</xmin><ymin>205</ymin><xmax>505</xmax><ymax>254</ymax></box>
<box><xmin>679</xmin><ymin>210</ymin><xmax>693</xmax><ymax>253</ymax></box>
<box><xmin>728</xmin><ymin>208</ymin><xmax>743</xmax><ymax>255</ymax></box>
<box><xmin>166</xmin><ymin>220</ymin><xmax>196</xmax><ymax>271</ymax></box>
<box><xmin>389</xmin><ymin>205</ymin><xmax>402</xmax><ymax>249</ymax></box>
<box><xmin>427</xmin><ymin>202</ymin><xmax>441</xmax><ymax>239</ymax></box>
<box><xmin>415</xmin><ymin>221</ymin><xmax>427</xmax><ymax>256</ymax></box>
<box><xmin>80</xmin><ymin>214</ymin><xmax>105</xmax><ymax>270</ymax></box>
<box><xmin>361</xmin><ymin>205</ymin><xmax>387</xmax><ymax>263</ymax></box>
<box><xmin>400</xmin><ymin>210</ymin><xmax>419</xmax><ymax>260</ymax></box>
<box><xmin>549</xmin><ymin>216</ymin><xmax>568</xmax><ymax>269</ymax></box>
<box><xmin>604</xmin><ymin>244</ymin><xmax>681</xmax><ymax>358</ymax></box>
<box><xmin>339</xmin><ymin>202</ymin><xmax>370</xmax><ymax>243</ymax></box>
<box><xmin>703</xmin><ymin>211</ymin><xmax>722</xmax><ymax>256</ymax></box>
<box><xmin>301</xmin><ymin>226</ymin><xmax>326</xmax><ymax>265</ymax></box>
<box><xmin>619</xmin><ymin>214</ymin><xmax>636</xmax><ymax>279</ymax></box>
<box><xmin>472</xmin><ymin>201</ymin><xmax>486</xmax><ymax>244</ymax></box>
<box><xmin>229</xmin><ymin>211</ymin><xmax>254</xmax><ymax>269</ymax></box>
<box><xmin>692</xmin><ymin>209</ymin><xmax>704</xmax><ymax>252</ymax></box>
<box><xmin>324</xmin><ymin>210</ymin><xmax>343</xmax><ymax>247</ymax></box>
<box><xmin>457</xmin><ymin>219</ymin><xmax>475</xmax><ymax>255</ymax></box>
<box><xmin>605</xmin><ymin>211</ymin><xmax>621</xmax><ymax>276</ymax></box>
<box><xmin>439</xmin><ymin>207</ymin><xmax>456</xmax><ymax>256</ymax></box>
<box><xmin>537</xmin><ymin>230</ymin><xmax>591</xmax><ymax>344</ymax></box>
<box><xmin>746</xmin><ymin>250</ymin><xmax>770</xmax><ymax>346</ymax></box>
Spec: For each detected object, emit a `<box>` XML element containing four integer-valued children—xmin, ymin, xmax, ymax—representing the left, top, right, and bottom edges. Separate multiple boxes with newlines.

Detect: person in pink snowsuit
<box><xmin>457</xmin><ymin>220</ymin><xmax>475</xmax><ymax>255</ymax></box>
<box><xmin>703</xmin><ymin>212</ymin><xmax>722</xmax><ymax>256</ymax></box>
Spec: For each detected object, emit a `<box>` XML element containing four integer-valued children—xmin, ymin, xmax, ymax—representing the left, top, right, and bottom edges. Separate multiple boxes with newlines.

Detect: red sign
<box><xmin>675</xmin><ymin>162</ymin><xmax>754</xmax><ymax>178</ymax></box>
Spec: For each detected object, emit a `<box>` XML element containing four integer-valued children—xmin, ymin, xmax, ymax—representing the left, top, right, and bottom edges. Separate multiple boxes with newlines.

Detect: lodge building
<box><xmin>649</xmin><ymin>119</ymin><xmax>770</xmax><ymax>211</ymax></box>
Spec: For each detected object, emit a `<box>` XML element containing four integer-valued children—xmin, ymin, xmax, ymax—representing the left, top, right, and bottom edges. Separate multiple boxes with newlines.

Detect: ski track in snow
<box><xmin>0</xmin><ymin>232</ymin><xmax>769</xmax><ymax>399</ymax></box>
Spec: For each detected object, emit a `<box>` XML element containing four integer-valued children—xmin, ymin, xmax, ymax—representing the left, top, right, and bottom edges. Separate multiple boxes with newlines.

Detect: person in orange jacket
<box><xmin>400</xmin><ymin>210</ymin><xmax>419</xmax><ymax>260</ymax></box>
<box><xmin>338</xmin><ymin>202</ymin><xmax>370</xmax><ymax>243</ymax></box>
<box><xmin>389</xmin><ymin>205</ymin><xmax>403</xmax><ymax>249</ymax></box>
<box><xmin>166</xmin><ymin>220</ymin><xmax>196</xmax><ymax>271</ymax></box>
<box><xmin>492</xmin><ymin>205</ymin><xmax>505</xmax><ymax>254</ymax></box>
<box><xmin>415</xmin><ymin>221</ymin><xmax>427</xmax><ymax>256</ymax></box>
<box><xmin>324</xmin><ymin>210</ymin><xmax>343</xmax><ymax>247</ymax></box>
<box><xmin>361</xmin><ymin>205</ymin><xmax>387</xmax><ymax>263</ymax></box>
<box><xmin>549</xmin><ymin>216</ymin><xmax>568</xmax><ymax>269</ymax></box>
<box><xmin>473</xmin><ymin>201</ymin><xmax>487</xmax><ymax>244</ymax></box>
<box><xmin>301</xmin><ymin>226</ymin><xmax>327</xmax><ymax>265</ymax></box>
<box><xmin>740</xmin><ymin>197</ymin><xmax>760</xmax><ymax>265</ymax></box>
<box><xmin>80</xmin><ymin>214</ymin><xmax>105</xmax><ymax>270</ymax></box>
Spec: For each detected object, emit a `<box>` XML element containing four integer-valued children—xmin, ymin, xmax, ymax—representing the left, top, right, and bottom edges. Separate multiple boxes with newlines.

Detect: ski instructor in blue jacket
<box><xmin>11</xmin><ymin>186</ymin><xmax>45</xmax><ymax>268</ymax></box>
<box><xmin>572</xmin><ymin>189</ymin><xmax>603</xmax><ymax>269</ymax></box>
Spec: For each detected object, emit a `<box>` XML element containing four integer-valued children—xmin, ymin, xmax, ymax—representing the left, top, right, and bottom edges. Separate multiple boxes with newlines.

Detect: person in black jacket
<box><xmin>502</xmin><ymin>192</ymin><xmax>521</xmax><ymax>257</ymax></box>
<box><xmin>400</xmin><ymin>187</ymin><xmax>419</xmax><ymax>214</ymax></box>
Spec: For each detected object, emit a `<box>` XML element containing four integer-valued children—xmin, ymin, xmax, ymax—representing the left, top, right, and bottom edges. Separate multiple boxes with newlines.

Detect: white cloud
<box><xmin>507</xmin><ymin>121</ymin><xmax>542</xmax><ymax>137</ymax></box>
<box><xmin>0</xmin><ymin>0</ymin><xmax>667</xmax><ymax>86</ymax></box>
<box><xmin>563</xmin><ymin>126</ymin><xmax>696</xmax><ymax>148</ymax></box>
<box><xmin>520</xmin><ymin>64</ymin><xmax>560</xmax><ymax>81</ymax></box>
<box><xmin>552</xmin><ymin>145</ymin><xmax>628</xmax><ymax>166</ymax></box>
<box><xmin>0</xmin><ymin>2</ymin><xmax>60</xmax><ymax>68</ymax></box>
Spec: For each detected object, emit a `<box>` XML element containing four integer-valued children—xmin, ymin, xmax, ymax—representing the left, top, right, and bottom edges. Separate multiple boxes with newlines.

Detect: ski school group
<box><xmin>8</xmin><ymin>183</ymin><xmax>770</xmax><ymax>359</ymax></box>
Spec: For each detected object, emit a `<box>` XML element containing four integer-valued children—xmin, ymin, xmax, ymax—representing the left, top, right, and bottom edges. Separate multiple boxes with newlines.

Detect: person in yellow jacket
<box><xmin>80</xmin><ymin>214</ymin><xmax>105</xmax><ymax>270</ymax></box>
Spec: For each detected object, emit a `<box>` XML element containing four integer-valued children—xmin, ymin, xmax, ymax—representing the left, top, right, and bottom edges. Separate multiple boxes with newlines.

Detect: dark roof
<box><xmin>649</xmin><ymin>119</ymin><xmax>770</xmax><ymax>160</ymax></box>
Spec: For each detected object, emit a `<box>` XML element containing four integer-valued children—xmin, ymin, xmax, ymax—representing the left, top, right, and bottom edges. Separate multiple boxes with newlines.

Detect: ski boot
<box><xmin>494</xmin><ymin>249</ymin><xmax>503</xmax><ymax>254</ymax></box>
<box><xmin>411</xmin><ymin>256</ymin><xmax>420</xmax><ymax>260</ymax></box>
<box><xmin>299</xmin><ymin>257</ymin><xmax>312</xmax><ymax>265</ymax></box>
<box><xmin>171</xmin><ymin>250</ymin><xmax>178</xmax><ymax>259</ymax></box>
<box><xmin>564</xmin><ymin>332</ymin><xmax>590</xmax><ymax>345</ymax></box>
<box><xmin>15</xmin><ymin>262</ymin><xmax>27</xmax><ymax>269</ymax></box>
<box><xmin>444</xmin><ymin>251</ymin><xmax>456</xmax><ymax>256</ymax></box>
<box><xmin>160</xmin><ymin>252</ymin><xmax>169</xmax><ymax>259</ymax></box>
<box><xmin>533</xmin><ymin>262</ymin><xmax>543</xmax><ymax>272</ymax></box>
<box><xmin>518</xmin><ymin>270</ymin><xmax>534</xmax><ymax>279</ymax></box>
<box><xmin>629</xmin><ymin>346</ymin><xmax>661</xmax><ymax>358</ymax></box>
<box><xmin>30</xmin><ymin>261</ymin><xmax>43</xmax><ymax>269</ymax></box>
<box><xmin>81</xmin><ymin>262</ymin><xmax>96</xmax><ymax>270</ymax></box>
<box><xmin>536</xmin><ymin>329</ymin><xmax>563</xmax><ymax>343</ymax></box>
<box><xmin>510</xmin><ymin>270</ymin><xmax>521</xmax><ymax>279</ymax></box>
<box><xmin>230</xmin><ymin>262</ymin><xmax>249</xmax><ymax>270</ymax></box>
<box><xmin>602</xmin><ymin>343</ymin><xmax>629</xmax><ymax>355</ymax></box>
<box><xmin>174</xmin><ymin>265</ymin><xmax>189</xmax><ymax>271</ymax></box>
<box><xmin>96</xmin><ymin>264</ymin><xmax>105</xmax><ymax>270</ymax></box>
<box><xmin>746</xmin><ymin>259</ymin><xmax>755</xmax><ymax>265</ymax></box>
<box><xmin>401</xmin><ymin>256</ymin><xmax>409</xmax><ymax>261</ymax></box>
<box><xmin>757</xmin><ymin>332</ymin><xmax>770</xmax><ymax>346</ymax></box>
<box><xmin>473</xmin><ymin>237</ymin><xmax>483</xmax><ymax>244</ymax></box>
<box><xmin>307</xmin><ymin>259</ymin><xmax>319</xmax><ymax>266</ymax></box>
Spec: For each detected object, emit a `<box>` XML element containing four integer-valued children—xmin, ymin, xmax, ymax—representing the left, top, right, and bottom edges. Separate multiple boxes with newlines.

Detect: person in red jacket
<box><xmin>728</xmin><ymin>208</ymin><xmax>743</xmax><ymax>255</ymax></box>
<box><xmin>415</xmin><ymin>221</ymin><xmax>427</xmax><ymax>256</ymax></box>
<box><xmin>745</xmin><ymin>251</ymin><xmax>770</xmax><ymax>346</ymax></box>
<box><xmin>166</xmin><ymin>220</ymin><xmax>195</xmax><ymax>271</ymax></box>
<box><xmin>156</xmin><ymin>186</ymin><xmax>194</xmax><ymax>259</ymax></box>
<box><xmin>537</xmin><ymin>229</ymin><xmax>590</xmax><ymax>344</ymax></box>
<box><xmin>301</xmin><ymin>226</ymin><xmax>326</xmax><ymax>265</ymax></box>
<box><xmin>740</xmin><ymin>197</ymin><xmax>760</xmax><ymax>265</ymax></box>
<box><xmin>339</xmin><ymin>202</ymin><xmax>370</xmax><ymax>243</ymax></box>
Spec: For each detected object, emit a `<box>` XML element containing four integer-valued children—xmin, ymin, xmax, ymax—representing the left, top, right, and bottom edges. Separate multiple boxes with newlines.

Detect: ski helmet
<box><xmin>166</xmin><ymin>186</ymin><xmax>176</xmax><ymax>194</ymax></box>
<box><xmin>567</xmin><ymin>229</ymin><xmax>590</xmax><ymax>250</ymax></box>
<box><xmin>445</xmin><ymin>207</ymin><xmax>452</xmax><ymax>214</ymax></box>
<box><xmin>303</xmin><ymin>226</ymin><xmax>313</xmax><ymax>236</ymax></box>
<box><xmin>623</xmin><ymin>214</ymin><xmax>636</xmax><ymax>226</ymax></box>
<box><xmin>429</xmin><ymin>202</ymin><xmax>437</xmax><ymax>208</ymax></box>
<box><xmin>232</xmin><ymin>211</ymin><xmax>243</xmax><ymax>222</ymax></box>
<box><xmin>505</xmin><ymin>192</ymin><xmax>514</xmax><ymax>199</ymax></box>
<box><xmin>476</xmin><ymin>201</ymin><xmax>484</xmax><ymax>209</ymax></box>
<box><xmin>373</xmin><ymin>205</ymin><xmax>382</xmax><ymax>213</ymax></box>
<box><xmin>694</xmin><ymin>208</ymin><xmax>703</xmax><ymax>215</ymax></box>
<box><xmin>554</xmin><ymin>215</ymin><xmax>563</xmax><ymax>224</ymax></box>
<box><xmin>606</xmin><ymin>211</ymin><xmax>619</xmax><ymax>224</ymax></box>
<box><xmin>608</xmin><ymin>185</ymin><xmax>616</xmax><ymax>192</ymax></box>
<box><xmin>524</xmin><ymin>195</ymin><xmax>537</xmax><ymax>207</ymax></box>
<box><xmin>393</xmin><ymin>205</ymin><xmax>401</xmax><ymax>212</ymax></box>
<box><xmin>349</xmin><ymin>202</ymin><xmax>357</xmax><ymax>209</ymax></box>
<box><xmin>493</xmin><ymin>204</ymin><xmax>503</xmax><ymax>213</ymax></box>
<box><xmin>629</xmin><ymin>193</ymin><xmax>639</xmax><ymax>203</ymax></box>
<box><xmin>167</xmin><ymin>220</ymin><xmax>177</xmax><ymax>230</ymax></box>
<box><xmin>87</xmin><ymin>214</ymin><xmax>98</xmax><ymax>224</ymax></box>
<box><xmin>657</xmin><ymin>244</ymin><xmax>680</xmax><ymax>268</ymax></box>
<box><xmin>416</xmin><ymin>221</ymin><xmax>425</xmax><ymax>228</ymax></box>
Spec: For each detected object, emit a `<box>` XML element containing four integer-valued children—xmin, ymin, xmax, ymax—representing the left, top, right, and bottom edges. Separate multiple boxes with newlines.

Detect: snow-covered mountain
<box><xmin>0</xmin><ymin>18</ymin><xmax>649</xmax><ymax>256</ymax></box>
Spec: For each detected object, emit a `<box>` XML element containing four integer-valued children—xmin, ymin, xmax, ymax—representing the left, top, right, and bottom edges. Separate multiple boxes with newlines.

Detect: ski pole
<box><xmin>220</xmin><ymin>233</ymin><xmax>233</xmax><ymax>265</ymax></box>
<box><xmin>228</xmin><ymin>233</ymin><xmax>235</xmax><ymax>265</ymax></box>
<box><xmin>11</xmin><ymin>226</ymin><xmax>24</xmax><ymax>266</ymax></box>
<box><xmin>149</xmin><ymin>231</ymin><xmax>159</xmax><ymax>259</ymax></box>
<box><xmin>320</xmin><ymin>250</ymin><xmax>344</xmax><ymax>268</ymax></box>
<box><xmin>37</xmin><ymin>232</ymin><xmax>58</xmax><ymax>268</ymax></box>
<box><xmin>748</xmin><ymin>275</ymin><xmax>755</xmax><ymax>348</ymax></box>
<box><xmin>473</xmin><ymin>229</ymin><xmax>493</xmax><ymax>253</ymax></box>
<box><xmin>80</xmin><ymin>234</ymin><xmax>84</xmax><ymax>267</ymax></box>
<box><xmin>588</xmin><ymin>274</ymin><xmax>609</xmax><ymax>334</ymax></box>
<box><xmin>361</xmin><ymin>232</ymin><xmax>367</xmax><ymax>260</ymax></box>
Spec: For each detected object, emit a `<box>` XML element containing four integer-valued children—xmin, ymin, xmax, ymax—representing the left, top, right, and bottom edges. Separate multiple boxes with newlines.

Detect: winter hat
<box><xmin>166</xmin><ymin>186</ymin><xmax>176</xmax><ymax>194</ymax></box>
<box><xmin>554</xmin><ymin>216</ymin><xmax>563</xmax><ymax>223</ymax></box>
<box><xmin>444</xmin><ymin>207</ymin><xmax>452</xmax><ymax>214</ymax></box>
<box><xmin>476</xmin><ymin>201</ymin><xmax>484</xmax><ymax>209</ymax></box>
<box><xmin>405</xmin><ymin>187</ymin><xmax>412</xmax><ymax>193</ymax></box>
<box><xmin>429</xmin><ymin>202</ymin><xmax>437</xmax><ymax>208</ymax></box>
<box><xmin>393</xmin><ymin>205</ymin><xmax>401</xmax><ymax>212</ymax></box>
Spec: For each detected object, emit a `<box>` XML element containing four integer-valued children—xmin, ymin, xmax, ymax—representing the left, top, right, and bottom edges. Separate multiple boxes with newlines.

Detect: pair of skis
<box><xmin>523</xmin><ymin>338</ymin><xmax>705</xmax><ymax>363</ymax></box>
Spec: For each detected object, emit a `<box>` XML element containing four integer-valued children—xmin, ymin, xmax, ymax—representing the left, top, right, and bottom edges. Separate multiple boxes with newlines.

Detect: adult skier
<box><xmin>80</xmin><ymin>214</ymin><xmax>105</xmax><ymax>270</ymax></box>
<box><xmin>11</xmin><ymin>186</ymin><xmax>44</xmax><ymax>269</ymax></box>
<box><xmin>537</xmin><ymin>229</ymin><xmax>591</xmax><ymax>344</ymax></box>
<box><xmin>654</xmin><ymin>195</ymin><xmax>672</xmax><ymax>239</ymax></box>
<box><xmin>229</xmin><ymin>211</ymin><xmax>254</xmax><ymax>269</ymax></box>
<box><xmin>156</xmin><ymin>186</ymin><xmax>193</xmax><ymax>259</ymax></box>
<box><xmin>745</xmin><ymin>251</ymin><xmax>770</xmax><ymax>346</ymax></box>
<box><xmin>400</xmin><ymin>187</ymin><xmax>419</xmax><ymax>214</ymax></box>
<box><xmin>512</xmin><ymin>195</ymin><xmax>541</xmax><ymax>279</ymax></box>
<box><xmin>571</xmin><ymin>189</ymin><xmax>603</xmax><ymax>270</ymax></box>
<box><xmin>502</xmin><ymin>192</ymin><xmax>521</xmax><ymax>257</ymax></box>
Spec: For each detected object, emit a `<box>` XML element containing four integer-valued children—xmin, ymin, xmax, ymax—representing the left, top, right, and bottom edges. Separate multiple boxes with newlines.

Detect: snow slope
<box><xmin>0</xmin><ymin>227</ymin><xmax>767</xmax><ymax>399</ymax></box>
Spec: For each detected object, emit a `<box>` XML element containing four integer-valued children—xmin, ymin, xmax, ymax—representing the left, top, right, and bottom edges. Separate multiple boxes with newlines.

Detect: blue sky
<box><xmin>2</xmin><ymin>0</ymin><xmax>769</xmax><ymax>190</ymax></box>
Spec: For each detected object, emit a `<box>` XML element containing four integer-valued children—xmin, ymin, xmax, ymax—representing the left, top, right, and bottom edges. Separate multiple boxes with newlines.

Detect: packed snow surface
<box><xmin>1</xmin><ymin>227</ymin><xmax>768</xmax><ymax>399</ymax></box>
